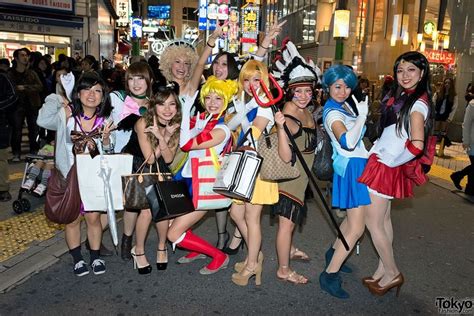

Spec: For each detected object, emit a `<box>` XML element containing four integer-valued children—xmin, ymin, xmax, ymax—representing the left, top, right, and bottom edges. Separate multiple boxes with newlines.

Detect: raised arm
<box><xmin>255</xmin><ymin>20</ymin><xmax>286</xmax><ymax>59</ymax></box>
<box><xmin>184</xmin><ymin>22</ymin><xmax>228</xmax><ymax>96</ymax></box>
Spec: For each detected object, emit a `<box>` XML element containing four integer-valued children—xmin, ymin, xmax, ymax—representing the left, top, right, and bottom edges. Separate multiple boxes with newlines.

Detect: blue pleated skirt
<box><xmin>332</xmin><ymin>157</ymin><xmax>371</xmax><ymax>209</ymax></box>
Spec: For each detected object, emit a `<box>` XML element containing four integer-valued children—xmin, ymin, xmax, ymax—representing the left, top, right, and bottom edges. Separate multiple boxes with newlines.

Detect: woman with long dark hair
<box><xmin>122</xmin><ymin>88</ymin><xmax>181</xmax><ymax>274</ymax></box>
<box><xmin>359</xmin><ymin>51</ymin><xmax>434</xmax><ymax>296</ymax></box>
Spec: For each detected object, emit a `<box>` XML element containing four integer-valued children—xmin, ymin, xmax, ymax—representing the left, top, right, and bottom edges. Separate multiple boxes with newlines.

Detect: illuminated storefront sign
<box><xmin>131</xmin><ymin>18</ymin><xmax>142</xmax><ymax>38</ymax></box>
<box><xmin>423</xmin><ymin>21</ymin><xmax>436</xmax><ymax>37</ymax></box>
<box><xmin>228</xmin><ymin>7</ymin><xmax>239</xmax><ymax>53</ymax></box>
<box><xmin>116</xmin><ymin>0</ymin><xmax>130</xmax><ymax>27</ymax></box>
<box><xmin>198</xmin><ymin>0</ymin><xmax>207</xmax><ymax>30</ymax></box>
<box><xmin>241</xmin><ymin>5</ymin><xmax>258</xmax><ymax>40</ymax></box>
<box><xmin>423</xmin><ymin>49</ymin><xmax>455</xmax><ymax>65</ymax></box>
<box><xmin>1</xmin><ymin>0</ymin><xmax>73</xmax><ymax>14</ymax></box>
<box><xmin>333</xmin><ymin>10</ymin><xmax>350</xmax><ymax>38</ymax></box>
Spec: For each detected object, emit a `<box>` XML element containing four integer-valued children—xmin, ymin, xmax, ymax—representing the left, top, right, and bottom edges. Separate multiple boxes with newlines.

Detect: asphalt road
<box><xmin>0</xmin><ymin>182</ymin><xmax>473</xmax><ymax>315</ymax></box>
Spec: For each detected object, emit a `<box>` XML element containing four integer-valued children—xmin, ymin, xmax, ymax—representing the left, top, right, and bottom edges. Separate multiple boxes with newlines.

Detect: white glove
<box><xmin>181</xmin><ymin>91</ymin><xmax>199</xmax><ymax>117</ymax></box>
<box><xmin>338</xmin><ymin>95</ymin><xmax>368</xmax><ymax>150</ymax></box>
<box><xmin>60</xmin><ymin>73</ymin><xmax>75</xmax><ymax>102</ymax></box>
<box><xmin>352</xmin><ymin>95</ymin><xmax>369</xmax><ymax>117</ymax></box>
<box><xmin>180</xmin><ymin>91</ymin><xmax>212</xmax><ymax>148</ymax></box>
<box><xmin>377</xmin><ymin>148</ymin><xmax>416</xmax><ymax>168</ymax></box>
<box><xmin>227</xmin><ymin>92</ymin><xmax>250</xmax><ymax>131</ymax></box>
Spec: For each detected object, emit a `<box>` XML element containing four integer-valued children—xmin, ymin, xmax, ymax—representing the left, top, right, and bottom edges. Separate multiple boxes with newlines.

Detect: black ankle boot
<box><xmin>121</xmin><ymin>234</ymin><xmax>133</xmax><ymax>261</ymax></box>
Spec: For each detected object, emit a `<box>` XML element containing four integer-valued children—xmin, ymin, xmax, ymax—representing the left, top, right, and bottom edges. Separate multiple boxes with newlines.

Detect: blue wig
<box><xmin>322</xmin><ymin>65</ymin><xmax>357</xmax><ymax>92</ymax></box>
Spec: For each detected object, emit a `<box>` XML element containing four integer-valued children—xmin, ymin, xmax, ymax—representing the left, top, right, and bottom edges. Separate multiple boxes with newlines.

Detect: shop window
<box><xmin>182</xmin><ymin>7</ymin><xmax>198</xmax><ymax>21</ymax></box>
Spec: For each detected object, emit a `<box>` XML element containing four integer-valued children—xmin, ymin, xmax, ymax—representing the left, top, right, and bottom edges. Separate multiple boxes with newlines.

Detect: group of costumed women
<box><xmin>37</xmin><ymin>18</ymin><xmax>434</xmax><ymax>298</ymax></box>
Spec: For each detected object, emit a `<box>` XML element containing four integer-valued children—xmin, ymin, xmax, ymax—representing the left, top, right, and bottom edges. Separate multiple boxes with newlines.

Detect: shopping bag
<box><xmin>76</xmin><ymin>154</ymin><xmax>133</xmax><ymax>211</ymax></box>
<box><xmin>145</xmin><ymin>175</ymin><xmax>195</xmax><ymax>222</ymax></box>
<box><xmin>213</xmin><ymin>149</ymin><xmax>262</xmax><ymax>201</ymax></box>
<box><xmin>191</xmin><ymin>149</ymin><xmax>232</xmax><ymax>210</ymax></box>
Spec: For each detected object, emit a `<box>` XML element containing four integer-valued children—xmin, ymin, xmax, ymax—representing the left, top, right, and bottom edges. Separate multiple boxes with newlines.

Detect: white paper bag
<box><xmin>213</xmin><ymin>150</ymin><xmax>262</xmax><ymax>201</ymax></box>
<box><xmin>76</xmin><ymin>154</ymin><xmax>133</xmax><ymax>211</ymax></box>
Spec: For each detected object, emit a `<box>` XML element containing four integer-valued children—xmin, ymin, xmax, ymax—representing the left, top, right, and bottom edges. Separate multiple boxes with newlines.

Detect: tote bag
<box><xmin>77</xmin><ymin>154</ymin><xmax>133</xmax><ymax>211</ymax></box>
<box><xmin>191</xmin><ymin>148</ymin><xmax>232</xmax><ymax>210</ymax></box>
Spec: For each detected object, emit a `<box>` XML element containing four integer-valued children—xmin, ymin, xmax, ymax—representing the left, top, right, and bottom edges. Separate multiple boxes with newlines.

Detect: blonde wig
<box><xmin>125</xmin><ymin>61</ymin><xmax>154</xmax><ymax>98</ymax></box>
<box><xmin>238</xmin><ymin>59</ymin><xmax>270</xmax><ymax>97</ymax></box>
<box><xmin>200</xmin><ymin>76</ymin><xmax>238</xmax><ymax>117</ymax></box>
<box><xmin>159</xmin><ymin>45</ymin><xmax>198</xmax><ymax>84</ymax></box>
<box><xmin>143</xmin><ymin>89</ymin><xmax>182</xmax><ymax>149</ymax></box>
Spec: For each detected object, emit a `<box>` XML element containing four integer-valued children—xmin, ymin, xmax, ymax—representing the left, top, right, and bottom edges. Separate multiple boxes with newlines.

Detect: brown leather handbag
<box><xmin>122</xmin><ymin>157</ymin><xmax>163</xmax><ymax>210</ymax></box>
<box><xmin>44</xmin><ymin>164</ymin><xmax>82</xmax><ymax>224</ymax></box>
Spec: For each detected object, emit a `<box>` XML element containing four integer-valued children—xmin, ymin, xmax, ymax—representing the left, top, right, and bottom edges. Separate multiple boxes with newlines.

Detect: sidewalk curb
<box><xmin>0</xmin><ymin>224</ymin><xmax>85</xmax><ymax>293</ymax></box>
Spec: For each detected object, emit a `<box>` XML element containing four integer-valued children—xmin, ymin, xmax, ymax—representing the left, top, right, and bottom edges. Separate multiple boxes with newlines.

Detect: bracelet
<box><xmin>260</xmin><ymin>44</ymin><xmax>269</xmax><ymax>50</ymax></box>
<box><xmin>207</xmin><ymin>41</ymin><xmax>216</xmax><ymax>48</ymax></box>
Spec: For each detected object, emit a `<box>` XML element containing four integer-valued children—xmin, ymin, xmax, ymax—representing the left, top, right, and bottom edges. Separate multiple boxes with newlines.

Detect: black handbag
<box><xmin>312</xmin><ymin>124</ymin><xmax>334</xmax><ymax>181</ymax></box>
<box><xmin>144</xmin><ymin>155</ymin><xmax>195</xmax><ymax>222</ymax></box>
<box><xmin>146</xmin><ymin>176</ymin><xmax>195</xmax><ymax>222</ymax></box>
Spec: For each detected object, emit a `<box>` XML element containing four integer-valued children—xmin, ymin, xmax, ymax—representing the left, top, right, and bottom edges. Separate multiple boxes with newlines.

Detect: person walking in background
<box><xmin>450</xmin><ymin>95</ymin><xmax>474</xmax><ymax>197</ymax></box>
<box><xmin>0</xmin><ymin>66</ymin><xmax>18</xmax><ymax>201</ymax></box>
<box><xmin>8</xmin><ymin>48</ymin><xmax>43</xmax><ymax>162</ymax></box>
<box><xmin>434</xmin><ymin>77</ymin><xmax>456</xmax><ymax>157</ymax></box>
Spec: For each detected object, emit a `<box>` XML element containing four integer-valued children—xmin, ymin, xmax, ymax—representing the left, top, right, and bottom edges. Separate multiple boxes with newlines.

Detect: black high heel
<box><xmin>131</xmin><ymin>246</ymin><xmax>152</xmax><ymax>274</ymax></box>
<box><xmin>156</xmin><ymin>248</ymin><xmax>168</xmax><ymax>270</ymax></box>
<box><xmin>216</xmin><ymin>231</ymin><xmax>230</xmax><ymax>250</ymax></box>
<box><xmin>223</xmin><ymin>235</ymin><xmax>244</xmax><ymax>255</ymax></box>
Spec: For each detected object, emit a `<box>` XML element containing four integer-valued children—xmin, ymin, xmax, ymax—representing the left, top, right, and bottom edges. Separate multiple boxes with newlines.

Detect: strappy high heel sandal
<box><xmin>131</xmin><ymin>246</ymin><xmax>152</xmax><ymax>275</ymax></box>
<box><xmin>232</xmin><ymin>260</ymin><xmax>263</xmax><ymax>286</ymax></box>
<box><xmin>216</xmin><ymin>231</ymin><xmax>230</xmax><ymax>250</ymax></box>
<box><xmin>223</xmin><ymin>235</ymin><xmax>245</xmax><ymax>255</ymax></box>
<box><xmin>156</xmin><ymin>248</ymin><xmax>168</xmax><ymax>270</ymax></box>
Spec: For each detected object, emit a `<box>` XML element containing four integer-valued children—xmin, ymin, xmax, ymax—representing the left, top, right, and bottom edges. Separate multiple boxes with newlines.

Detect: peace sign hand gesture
<box><xmin>261</xmin><ymin>20</ymin><xmax>287</xmax><ymax>48</ymax></box>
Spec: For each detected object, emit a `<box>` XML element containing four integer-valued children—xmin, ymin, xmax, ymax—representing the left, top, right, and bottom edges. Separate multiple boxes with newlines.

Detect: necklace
<box><xmin>157</xmin><ymin>121</ymin><xmax>167</xmax><ymax>128</ymax></box>
<box><xmin>130</xmin><ymin>92</ymin><xmax>148</xmax><ymax>99</ymax></box>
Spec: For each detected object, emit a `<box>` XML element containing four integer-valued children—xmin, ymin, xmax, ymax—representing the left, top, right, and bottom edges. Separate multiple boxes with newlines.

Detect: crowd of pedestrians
<box><xmin>1</xmin><ymin>26</ymin><xmax>472</xmax><ymax>300</ymax></box>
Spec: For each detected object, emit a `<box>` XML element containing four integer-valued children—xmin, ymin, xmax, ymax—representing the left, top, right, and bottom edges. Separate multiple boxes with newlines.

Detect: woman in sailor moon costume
<box><xmin>166</xmin><ymin>76</ymin><xmax>238</xmax><ymax>275</ymax></box>
<box><xmin>318</xmin><ymin>65</ymin><xmax>370</xmax><ymax>299</ymax></box>
<box><xmin>358</xmin><ymin>51</ymin><xmax>434</xmax><ymax>297</ymax></box>
<box><xmin>227</xmin><ymin>59</ymin><xmax>279</xmax><ymax>286</ymax></box>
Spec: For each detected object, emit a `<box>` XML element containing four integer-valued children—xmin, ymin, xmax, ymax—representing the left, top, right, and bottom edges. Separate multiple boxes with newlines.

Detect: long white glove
<box><xmin>342</xmin><ymin>95</ymin><xmax>368</xmax><ymax>150</ymax></box>
<box><xmin>60</xmin><ymin>73</ymin><xmax>75</xmax><ymax>102</ymax></box>
<box><xmin>179</xmin><ymin>91</ymin><xmax>212</xmax><ymax>148</ymax></box>
<box><xmin>227</xmin><ymin>92</ymin><xmax>251</xmax><ymax>131</ymax></box>
<box><xmin>377</xmin><ymin>148</ymin><xmax>415</xmax><ymax>168</ymax></box>
<box><xmin>377</xmin><ymin>140</ymin><xmax>422</xmax><ymax>167</ymax></box>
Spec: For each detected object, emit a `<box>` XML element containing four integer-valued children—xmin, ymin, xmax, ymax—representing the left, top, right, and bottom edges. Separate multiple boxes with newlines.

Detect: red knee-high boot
<box><xmin>176</xmin><ymin>230</ymin><xmax>229</xmax><ymax>275</ymax></box>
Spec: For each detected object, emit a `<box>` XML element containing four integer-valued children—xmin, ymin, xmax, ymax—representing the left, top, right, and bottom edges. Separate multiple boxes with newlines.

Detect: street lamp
<box><xmin>333</xmin><ymin>9</ymin><xmax>350</xmax><ymax>61</ymax></box>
